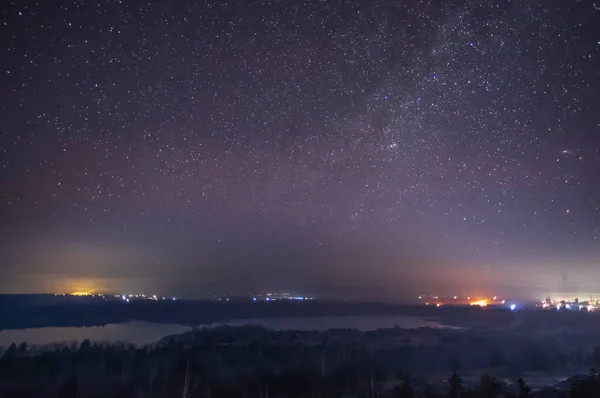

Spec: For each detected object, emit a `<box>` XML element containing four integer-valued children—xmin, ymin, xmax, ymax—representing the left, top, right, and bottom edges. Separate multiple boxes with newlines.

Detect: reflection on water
<box><xmin>0</xmin><ymin>321</ymin><xmax>191</xmax><ymax>347</ymax></box>
<box><xmin>0</xmin><ymin>315</ymin><xmax>453</xmax><ymax>346</ymax></box>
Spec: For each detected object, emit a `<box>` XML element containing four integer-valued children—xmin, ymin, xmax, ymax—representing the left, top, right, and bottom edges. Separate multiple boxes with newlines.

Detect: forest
<box><xmin>1</xmin><ymin>325</ymin><xmax>600</xmax><ymax>397</ymax></box>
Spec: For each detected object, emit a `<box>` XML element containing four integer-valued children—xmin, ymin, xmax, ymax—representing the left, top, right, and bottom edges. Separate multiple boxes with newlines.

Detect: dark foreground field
<box><xmin>2</xmin><ymin>324</ymin><xmax>600</xmax><ymax>397</ymax></box>
<box><xmin>3</xmin><ymin>295</ymin><xmax>600</xmax><ymax>397</ymax></box>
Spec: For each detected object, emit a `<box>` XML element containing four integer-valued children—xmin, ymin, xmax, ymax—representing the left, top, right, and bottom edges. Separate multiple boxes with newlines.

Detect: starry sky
<box><xmin>1</xmin><ymin>0</ymin><xmax>599</xmax><ymax>299</ymax></box>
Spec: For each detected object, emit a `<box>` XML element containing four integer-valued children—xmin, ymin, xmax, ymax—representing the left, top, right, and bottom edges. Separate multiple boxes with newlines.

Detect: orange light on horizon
<box><xmin>471</xmin><ymin>299</ymin><xmax>488</xmax><ymax>307</ymax></box>
<box><xmin>70</xmin><ymin>290</ymin><xmax>93</xmax><ymax>296</ymax></box>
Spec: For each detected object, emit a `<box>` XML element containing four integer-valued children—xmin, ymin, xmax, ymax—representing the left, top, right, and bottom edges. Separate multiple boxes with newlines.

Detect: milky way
<box><xmin>1</xmin><ymin>0</ymin><xmax>599</xmax><ymax>297</ymax></box>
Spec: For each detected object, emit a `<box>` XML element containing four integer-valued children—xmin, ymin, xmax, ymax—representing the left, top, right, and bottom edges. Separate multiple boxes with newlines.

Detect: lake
<box><xmin>0</xmin><ymin>321</ymin><xmax>192</xmax><ymax>347</ymax></box>
<box><xmin>0</xmin><ymin>315</ymin><xmax>453</xmax><ymax>346</ymax></box>
<box><xmin>219</xmin><ymin>315</ymin><xmax>453</xmax><ymax>331</ymax></box>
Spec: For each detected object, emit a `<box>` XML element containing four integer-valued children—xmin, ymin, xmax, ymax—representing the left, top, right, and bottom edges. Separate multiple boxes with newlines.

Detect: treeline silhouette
<box><xmin>1</xmin><ymin>326</ymin><xmax>600</xmax><ymax>397</ymax></box>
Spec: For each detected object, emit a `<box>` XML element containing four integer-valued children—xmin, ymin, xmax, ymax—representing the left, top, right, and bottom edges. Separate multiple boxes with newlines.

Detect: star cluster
<box><xmin>1</xmin><ymin>0</ymin><xmax>599</xmax><ymax>296</ymax></box>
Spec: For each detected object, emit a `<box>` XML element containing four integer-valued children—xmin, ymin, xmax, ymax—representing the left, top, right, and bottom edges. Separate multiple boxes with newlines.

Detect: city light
<box><xmin>471</xmin><ymin>300</ymin><xmax>487</xmax><ymax>307</ymax></box>
<box><xmin>535</xmin><ymin>296</ymin><xmax>598</xmax><ymax>313</ymax></box>
<box><xmin>53</xmin><ymin>290</ymin><xmax>600</xmax><ymax>316</ymax></box>
<box><xmin>70</xmin><ymin>291</ymin><xmax>93</xmax><ymax>296</ymax></box>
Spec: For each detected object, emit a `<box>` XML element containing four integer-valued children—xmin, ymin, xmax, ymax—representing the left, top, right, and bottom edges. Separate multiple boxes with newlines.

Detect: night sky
<box><xmin>1</xmin><ymin>0</ymin><xmax>599</xmax><ymax>299</ymax></box>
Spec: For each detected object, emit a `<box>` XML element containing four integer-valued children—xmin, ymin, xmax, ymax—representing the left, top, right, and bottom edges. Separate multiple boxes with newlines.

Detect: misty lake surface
<box><xmin>0</xmin><ymin>321</ymin><xmax>192</xmax><ymax>347</ymax></box>
<box><xmin>218</xmin><ymin>315</ymin><xmax>453</xmax><ymax>331</ymax></box>
<box><xmin>0</xmin><ymin>315</ymin><xmax>452</xmax><ymax>346</ymax></box>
